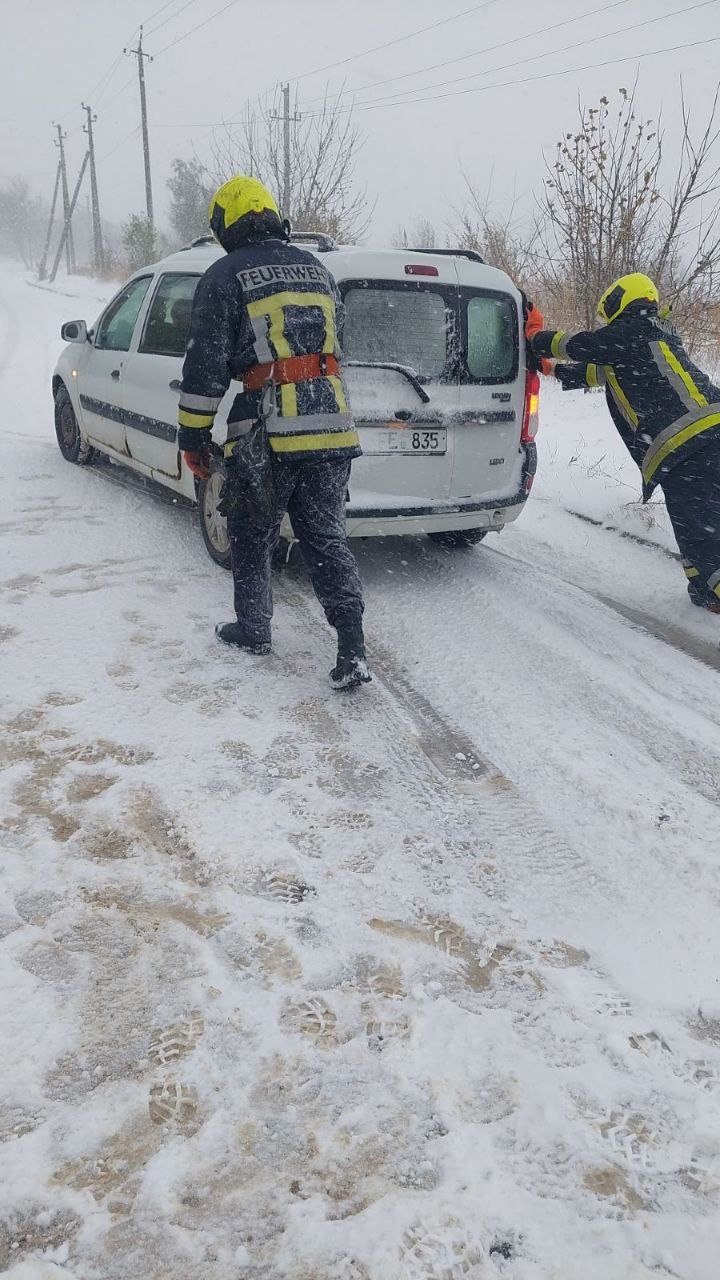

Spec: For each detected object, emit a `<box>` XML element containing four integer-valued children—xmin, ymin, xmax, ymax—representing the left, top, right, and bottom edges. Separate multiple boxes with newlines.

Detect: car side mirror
<box><xmin>61</xmin><ymin>319</ymin><xmax>88</xmax><ymax>343</ymax></box>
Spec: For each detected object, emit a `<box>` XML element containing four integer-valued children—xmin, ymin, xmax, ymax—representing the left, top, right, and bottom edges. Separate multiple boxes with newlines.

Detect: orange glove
<box><xmin>523</xmin><ymin>299</ymin><xmax>545</xmax><ymax>343</ymax></box>
<box><xmin>183</xmin><ymin>448</ymin><xmax>211</xmax><ymax>480</ymax></box>
<box><xmin>521</xmin><ymin>296</ymin><xmax>553</xmax><ymax>374</ymax></box>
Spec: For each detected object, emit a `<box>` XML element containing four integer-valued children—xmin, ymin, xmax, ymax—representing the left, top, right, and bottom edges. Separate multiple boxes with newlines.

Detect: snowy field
<box><xmin>2</xmin><ymin>258</ymin><xmax>720</xmax><ymax>1280</ymax></box>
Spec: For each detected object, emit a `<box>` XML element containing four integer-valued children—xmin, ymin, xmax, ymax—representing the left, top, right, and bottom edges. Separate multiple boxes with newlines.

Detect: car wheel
<box><xmin>54</xmin><ymin>385</ymin><xmax>95</xmax><ymax>465</ymax></box>
<box><xmin>428</xmin><ymin>528</ymin><xmax>488</xmax><ymax>549</ymax></box>
<box><xmin>198</xmin><ymin>471</ymin><xmax>231</xmax><ymax>569</ymax></box>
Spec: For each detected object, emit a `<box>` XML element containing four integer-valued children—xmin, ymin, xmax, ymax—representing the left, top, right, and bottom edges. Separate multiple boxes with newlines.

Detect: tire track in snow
<box><xmin>418</xmin><ymin>539</ymin><xmax>720</xmax><ymax>809</ymax></box>
<box><xmin>592</xmin><ymin>593</ymin><xmax>720</xmax><ymax>674</ymax></box>
<box><xmin>498</xmin><ymin>532</ymin><xmax>720</xmax><ymax>675</ymax></box>
<box><xmin>285</xmin><ymin>542</ymin><xmax>720</xmax><ymax>974</ymax></box>
<box><xmin>278</xmin><ymin>576</ymin><xmax>623</xmax><ymax>916</ymax></box>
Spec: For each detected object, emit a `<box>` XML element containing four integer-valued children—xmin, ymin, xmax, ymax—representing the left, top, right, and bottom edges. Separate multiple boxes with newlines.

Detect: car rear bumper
<box><xmin>346</xmin><ymin>500</ymin><xmax>527</xmax><ymax>538</ymax></box>
<box><xmin>346</xmin><ymin>443</ymin><xmax>536</xmax><ymax>537</ymax></box>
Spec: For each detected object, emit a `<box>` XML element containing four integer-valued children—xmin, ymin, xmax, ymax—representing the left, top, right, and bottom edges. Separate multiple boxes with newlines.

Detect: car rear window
<box><xmin>467</xmin><ymin>294</ymin><xmax>515</xmax><ymax>380</ymax></box>
<box><xmin>342</xmin><ymin>286</ymin><xmax>447</xmax><ymax>379</ymax></box>
<box><xmin>340</xmin><ymin>280</ymin><xmax>518</xmax><ymax>384</ymax></box>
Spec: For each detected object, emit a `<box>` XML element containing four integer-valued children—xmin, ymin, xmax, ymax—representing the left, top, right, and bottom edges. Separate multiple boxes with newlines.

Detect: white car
<box><xmin>53</xmin><ymin>235</ymin><xmax>539</xmax><ymax>566</ymax></box>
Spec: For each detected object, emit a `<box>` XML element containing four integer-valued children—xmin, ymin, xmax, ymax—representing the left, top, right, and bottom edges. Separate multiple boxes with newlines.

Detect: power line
<box><xmin>145</xmin><ymin>0</ymin><xmax>201</xmax><ymax>38</ymax></box>
<box><xmin>150</xmin><ymin>0</ymin><xmax>243</xmax><ymax>56</ymax></box>
<box><xmin>334</xmin><ymin>33</ymin><xmax>720</xmax><ymax>116</ymax></box>
<box><xmin>403</xmin><ymin>0</ymin><xmax>720</xmax><ymax>102</ymax></box>
<box><xmin>121</xmin><ymin>0</ymin><xmax>186</xmax><ymax>48</ymax></box>
<box><xmin>300</xmin><ymin>3</ymin><xmax>720</xmax><ymax>116</ymax></box>
<box><xmin>55</xmin><ymin>12</ymin><xmax>162</xmax><ymax>124</ymax></box>
<box><xmin>96</xmin><ymin>126</ymin><xmax>140</xmax><ymax>166</ymax></box>
<box><xmin>287</xmin><ymin>0</ymin><xmax>503</xmax><ymax>88</ymax></box>
<box><xmin>300</xmin><ymin>0</ymin><xmax>636</xmax><ymax>108</ymax></box>
<box><xmin>151</xmin><ymin>3</ymin><xmax>719</xmax><ymax>135</ymax></box>
<box><xmin>167</xmin><ymin>3</ymin><xmax>502</xmax><ymax>132</ymax></box>
<box><xmin>58</xmin><ymin>41</ymin><xmax>130</xmax><ymax>122</ymax></box>
<box><xmin>100</xmin><ymin>73</ymin><xmax>138</xmax><ymax>114</ymax></box>
<box><xmin>86</xmin><ymin>51</ymin><xmax>124</xmax><ymax>106</ymax></box>
<box><xmin>141</xmin><ymin>0</ymin><xmax>185</xmax><ymax>27</ymax></box>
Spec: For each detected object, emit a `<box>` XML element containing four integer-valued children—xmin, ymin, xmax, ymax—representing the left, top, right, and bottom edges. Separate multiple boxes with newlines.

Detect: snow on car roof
<box><xmin>149</xmin><ymin>241</ymin><xmax>519</xmax><ymax>295</ymax></box>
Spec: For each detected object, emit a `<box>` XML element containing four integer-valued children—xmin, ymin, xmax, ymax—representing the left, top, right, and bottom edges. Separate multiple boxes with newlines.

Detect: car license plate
<box><xmin>368</xmin><ymin>427</ymin><xmax>447</xmax><ymax>455</ymax></box>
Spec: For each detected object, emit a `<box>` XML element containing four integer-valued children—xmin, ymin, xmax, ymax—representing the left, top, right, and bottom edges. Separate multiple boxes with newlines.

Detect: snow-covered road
<box><xmin>1</xmin><ymin>261</ymin><xmax>719</xmax><ymax>1280</ymax></box>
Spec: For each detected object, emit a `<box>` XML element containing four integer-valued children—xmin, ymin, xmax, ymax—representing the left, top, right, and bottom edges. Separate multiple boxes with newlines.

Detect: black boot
<box><xmin>330</xmin><ymin>623</ymin><xmax>371</xmax><ymax>690</ymax></box>
<box><xmin>215</xmin><ymin>622</ymin><xmax>272</xmax><ymax>655</ymax></box>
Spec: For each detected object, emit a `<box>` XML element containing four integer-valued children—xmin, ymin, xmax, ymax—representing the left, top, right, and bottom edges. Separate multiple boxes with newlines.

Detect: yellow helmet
<box><xmin>597</xmin><ymin>273</ymin><xmax>659</xmax><ymax>325</ymax></box>
<box><xmin>208</xmin><ymin>175</ymin><xmax>282</xmax><ymax>249</ymax></box>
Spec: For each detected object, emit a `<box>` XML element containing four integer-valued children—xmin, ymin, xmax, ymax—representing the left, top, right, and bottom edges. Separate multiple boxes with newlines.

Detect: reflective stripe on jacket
<box><xmin>178</xmin><ymin>238</ymin><xmax>361</xmax><ymax>463</ymax></box>
<box><xmin>533</xmin><ymin>305</ymin><xmax>720</xmax><ymax>495</ymax></box>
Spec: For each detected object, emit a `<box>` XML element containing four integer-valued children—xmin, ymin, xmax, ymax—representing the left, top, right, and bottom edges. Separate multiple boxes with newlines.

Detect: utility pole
<box><xmin>82</xmin><ymin>102</ymin><xmax>104</xmax><ymax>275</ymax></box>
<box><xmin>272</xmin><ymin>84</ymin><xmax>300</xmax><ymax>221</ymax></box>
<box><xmin>38</xmin><ymin>161</ymin><xmax>62</xmax><ymax>281</ymax></box>
<box><xmin>282</xmin><ymin>84</ymin><xmax>291</xmax><ymax>220</ymax></box>
<box><xmin>49</xmin><ymin>152</ymin><xmax>89</xmax><ymax>283</ymax></box>
<box><xmin>53</xmin><ymin>124</ymin><xmax>76</xmax><ymax>273</ymax></box>
<box><xmin>125</xmin><ymin>27</ymin><xmax>154</xmax><ymax>228</ymax></box>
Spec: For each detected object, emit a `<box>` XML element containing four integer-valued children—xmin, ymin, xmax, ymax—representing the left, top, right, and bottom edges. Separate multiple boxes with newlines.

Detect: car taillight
<box><xmin>404</xmin><ymin>264</ymin><xmax>439</xmax><ymax>276</ymax></box>
<box><xmin>521</xmin><ymin>368</ymin><xmax>540</xmax><ymax>443</ymax></box>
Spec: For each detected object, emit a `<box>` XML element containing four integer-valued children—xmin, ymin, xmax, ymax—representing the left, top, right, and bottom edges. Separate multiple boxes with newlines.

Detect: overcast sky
<box><xmin>3</xmin><ymin>0</ymin><xmax>720</xmax><ymax>247</ymax></box>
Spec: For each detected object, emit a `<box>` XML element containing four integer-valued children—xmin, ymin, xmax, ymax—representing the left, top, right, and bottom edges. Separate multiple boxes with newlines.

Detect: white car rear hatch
<box><xmin>322</xmin><ymin>248</ymin><xmax>525</xmax><ymax>517</ymax></box>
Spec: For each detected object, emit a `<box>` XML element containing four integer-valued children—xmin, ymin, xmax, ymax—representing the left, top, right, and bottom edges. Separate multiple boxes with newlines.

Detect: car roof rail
<box><xmin>290</xmin><ymin>231</ymin><xmax>337</xmax><ymax>252</ymax></box>
<box><xmin>407</xmin><ymin>246</ymin><xmax>486</xmax><ymax>265</ymax></box>
<box><xmin>185</xmin><ymin>235</ymin><xmax>216</xmax><ymax>249</ymax></box>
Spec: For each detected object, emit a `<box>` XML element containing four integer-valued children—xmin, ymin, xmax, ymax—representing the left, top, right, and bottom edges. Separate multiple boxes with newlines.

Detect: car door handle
<box><xmin>169</xmin><ymin>379</ymin><xmax>181</xmax><ymax>391</ymax></box>
<box><xmin>111</xmin><ymin>369</ymin><xmax>121</xmax><ymax>380</ymax></box>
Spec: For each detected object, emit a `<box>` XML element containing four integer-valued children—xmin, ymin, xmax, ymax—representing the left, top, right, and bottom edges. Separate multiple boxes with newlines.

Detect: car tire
<box><xmin>54</xmin><ymin>385</ymin><xmax>95</xmax><ymax>465</ymax></box>
<box><xmin>198</xmin><ymin>471</ymin><xmax>231</xmax><ymax>569</ymax></box>
<box><xmin>427</xmin><ymin>528</ymin><xmax>488</xmax><ymax>549</ymax></box>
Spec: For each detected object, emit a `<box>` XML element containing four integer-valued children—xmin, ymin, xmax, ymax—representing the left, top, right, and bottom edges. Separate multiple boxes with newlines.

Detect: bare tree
<box><xmin>0</xmin><ymin>177</ymin><xmax>48</xmax><ymax>269</ymax></box>
<box><xmin>452</xmin><ymin>174</ymin><xmax>536</xmax><ymax>288</ymax></box>
<box><xmin>210</xmin><ymin>87</ymin><xmax>371</xmax><ymax>242</ymax></box>
<box><xmin>653</xmin><ymin>85</ymin><xmax>720</xmax><ymax>351</ymax></box>
<box><xmin>167</xmin><ymin>157</ymin><xmax>214</xmax><ymax>247</ymax></box>
<box><xmin>537</xmin><ymin>83</ymin><xmax>720</xmax><ymax>342</ymax></box>
<box><xmin>391</xmin><ymin>218</ymin><xmax>438</xmax><ymax>249</ymax></box>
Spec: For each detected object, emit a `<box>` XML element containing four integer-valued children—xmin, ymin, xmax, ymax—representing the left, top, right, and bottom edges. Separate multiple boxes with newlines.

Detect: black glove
<box><xmin>217</xmin><ymin>422</ymin><xmax>277</xmax><ymax>527</ymax></box>
<box><xmin>554</xmin><ymin>363</ymin><xmax>586</xmax><ymax>391</ymax></box>
<box><xmin>177</xmin><ymin>425</ymin><xmax>212</xmax><ymax>452</ymax></box>
<box><xmin>530</xmin><ymin>329</ymin><xmax>556</xmax><ymax>360</ymax></box>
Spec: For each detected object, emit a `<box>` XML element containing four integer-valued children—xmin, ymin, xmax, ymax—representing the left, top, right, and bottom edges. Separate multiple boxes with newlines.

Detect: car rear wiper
<box><xmin>344</xmin><ymin>361</ymin><xmax>431</xmax><ymax>404</ymax></box>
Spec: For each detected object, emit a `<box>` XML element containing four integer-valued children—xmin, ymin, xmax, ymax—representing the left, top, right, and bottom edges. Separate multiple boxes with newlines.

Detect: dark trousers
<box><xmin>661</xmin><ymin>445</ymin><xmax>720</xmax><ymax>605</ymax></box>
<box><xmin>227</xmin><ymin>458</ymin><xmax>364</xmax><ymax>643</ymax></box>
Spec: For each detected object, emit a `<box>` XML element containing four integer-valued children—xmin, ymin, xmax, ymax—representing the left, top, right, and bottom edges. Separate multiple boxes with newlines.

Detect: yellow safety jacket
<box><xmin>178</xmin><ymin>238</ymin><xmax>360</xmax><ymax>463</ymax></box>
<box><xmin>533</xmin><ymin>304</ymin><xmax>720</xmax><ymax>496</ymax></box>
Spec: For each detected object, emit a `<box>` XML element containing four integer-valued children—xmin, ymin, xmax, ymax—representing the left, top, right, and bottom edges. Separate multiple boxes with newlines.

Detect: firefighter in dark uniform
<box><xmin>178</xmin><ymin>175</ymin><xmax>371</xmax><ymax>688</ymax></box>
<box><xmin>532</xmin><ymin>273</ymin><xmax>720</xmax><ymax>613</ymax></box>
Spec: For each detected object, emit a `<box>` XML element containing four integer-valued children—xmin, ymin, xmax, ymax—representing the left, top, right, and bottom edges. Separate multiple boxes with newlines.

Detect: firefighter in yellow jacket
<box><xmin>178</xmin><ymin>176</ymin><xmax>370</xmax><ymax>687</ymax></box>
<box><xmin>533</xmin><ymin>273</ymin><xmax>720</xmax><ymax>613</ymax></box>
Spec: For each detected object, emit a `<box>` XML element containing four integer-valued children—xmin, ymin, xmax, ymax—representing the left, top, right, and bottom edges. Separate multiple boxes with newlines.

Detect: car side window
<box><xmin>95</xmin><ymin>276</ymin><xmax>152</xmax><ymax>352</ymax></box>
<box><xmin>466</xmin><ymin>294</ymin><xmax>516</xmax><ymax>381</ymax></box>
<box><xmin>139</xmin><ymin>273</ymin><xmax>200</xmax><ymax>357</ymax></box>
